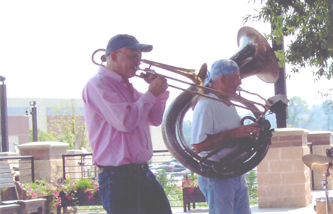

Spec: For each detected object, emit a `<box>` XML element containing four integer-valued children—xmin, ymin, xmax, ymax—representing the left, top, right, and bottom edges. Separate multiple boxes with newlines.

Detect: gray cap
<box><xmin>105</xmin><ymin>34</ymin><xmax>153</xmax><ymax>57</ymax></box>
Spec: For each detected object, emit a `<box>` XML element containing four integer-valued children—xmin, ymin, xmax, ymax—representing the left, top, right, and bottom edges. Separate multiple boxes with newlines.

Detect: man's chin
<box><xmin>128</xmin><ymin>71</ymin><xmax>137</xmax><ymax>78</ymax></box>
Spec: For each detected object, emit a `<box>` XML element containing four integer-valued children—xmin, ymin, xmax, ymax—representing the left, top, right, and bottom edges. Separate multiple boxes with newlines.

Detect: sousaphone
<box><xmin>161</xmin><ymin>26</ymin><xmax>280</xmax><ymax>179</ymax></box>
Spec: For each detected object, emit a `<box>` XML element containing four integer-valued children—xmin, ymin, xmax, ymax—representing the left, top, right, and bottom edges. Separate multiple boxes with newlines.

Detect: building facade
<box><xmin>6</xmin><ymin>98</ymin><xmax>167</xmax><ymax>152</ymax></box>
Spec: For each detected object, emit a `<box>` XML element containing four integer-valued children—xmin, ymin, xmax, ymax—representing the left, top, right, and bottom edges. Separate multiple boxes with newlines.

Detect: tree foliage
<box><xmin>283</xmin><ymin>96</ymin><xmax>333</xmax><ymax>131</ymax></box>
<box><xmin>48</xmin><ymin>103</ymin><xmax>89</xmax><ymax>150</ymax></box>
<box><xmin>322</xmin><ymin>99</ymin><xmax>333</xmax><ymax>130</ymax></box>
<box><xmin>29</xmin><ymin>128</ymin><xmax>58</xmax><ymax>142</ymax></box>
<box><xmin>287</xmin><ymin>96</ymin><xmax>310</xmax><ymax>127</ymax></box>
<box><xmin>245</xmin><ymin>0</ymin><xmax>333</xmax><ymax>80</ymax></box>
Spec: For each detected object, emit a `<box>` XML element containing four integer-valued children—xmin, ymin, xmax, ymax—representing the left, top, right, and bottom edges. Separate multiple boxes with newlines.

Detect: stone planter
<box><xmin>182</xmin><ymin>187</ymin><xmax>206</xmax><ymax>212</ymax></box>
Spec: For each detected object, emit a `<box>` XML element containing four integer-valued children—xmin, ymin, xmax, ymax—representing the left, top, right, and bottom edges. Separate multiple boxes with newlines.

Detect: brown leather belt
<box><xmin>98</xmin><ymin>162</ymin><xmax>148</xmax><ymax>174</ymax></box>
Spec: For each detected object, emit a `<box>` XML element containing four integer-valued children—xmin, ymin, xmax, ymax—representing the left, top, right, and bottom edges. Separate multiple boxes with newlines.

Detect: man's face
<box><xmin>224</xmin><ymin>70</ymin><xmax>241</xmax><ymax>94</ymax></box>
<box><xmin>115</xmin><ymin>47</ymin><xmax>142</xmax><ymax>79</ymax></box>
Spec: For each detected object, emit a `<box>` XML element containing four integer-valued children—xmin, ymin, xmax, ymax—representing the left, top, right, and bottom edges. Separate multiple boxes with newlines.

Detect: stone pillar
<box><xmin>307</xmin><ymin>131</ymin><xmax>333</xmax><ymax>190</ymax></box>
<box><xmin>257</xmin><ymin>128</ymin><xmax>312</xmax><ymax>208</ymax></box>
<box><xmin>18</xmin><ymin>141</ymin><xmax>69</xmax><ymax>183</ymax></box>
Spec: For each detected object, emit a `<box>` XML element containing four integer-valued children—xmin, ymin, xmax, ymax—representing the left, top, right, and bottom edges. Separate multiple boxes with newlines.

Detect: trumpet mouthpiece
<box><xmin>137</xmin><ymin>67</ymin><xmax>156</xmax><ymax>74</ymax></box>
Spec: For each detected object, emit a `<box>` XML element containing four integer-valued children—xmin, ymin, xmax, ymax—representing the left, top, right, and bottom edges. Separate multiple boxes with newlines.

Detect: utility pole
<box><xmin>0</xmin><ymin>76</ymin><xmax>9</xmax><ymax>152</ymax></box>
<box><xmin>26</xmin><ymin>101</ymin><xmax>38</xmax><ymax>142</ymax></box>
<box><xmin>272</xmin><ymin>28</ymin><xmax>287</xmax><ymax>128</ymax></box>
<box><xmin>30</xmin><ymin>101</ymin><xmax>38</xmax><ymax>142</ymax></box>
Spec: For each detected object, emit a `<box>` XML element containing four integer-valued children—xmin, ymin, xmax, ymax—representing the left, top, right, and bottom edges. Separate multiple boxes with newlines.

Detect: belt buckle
<box><xmin>141</xmin><ymin>162</ymin><xmax>148</xmax><ymax>171</ymax></box>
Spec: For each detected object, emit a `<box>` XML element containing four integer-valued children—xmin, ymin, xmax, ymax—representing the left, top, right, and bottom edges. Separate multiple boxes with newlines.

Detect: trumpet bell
<box><xmin>232</xmin><ymin>26</ymin><xmax>279</xmax><ymax>83</ymax></box>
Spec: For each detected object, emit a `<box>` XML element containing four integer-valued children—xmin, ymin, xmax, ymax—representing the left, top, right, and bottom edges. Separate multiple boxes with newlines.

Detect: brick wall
<box><xmin>257</xmin><ymin>128</ymin><xmax>312</xmax><ymax>208</ymax></box>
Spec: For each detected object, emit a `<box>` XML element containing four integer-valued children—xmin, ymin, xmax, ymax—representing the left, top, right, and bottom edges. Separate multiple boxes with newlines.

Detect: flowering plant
<box><xmin>59</xmin><ymin>178</ymin><xmax>99</xmax><ymax>200</ymax></box>
<box><xmin>22</xmin><ymin>178</ymin><xmax>99</xmax><ymax>214</ymax></box>
<box><xmin>181</xmin><ymin>171</ymin><xmax>199</xmax><ymax>193</ymax></box>
<box><xmin>22</xmin><ymin>180</ymin><xmax>60</xmax><ymax>214</ymax></box>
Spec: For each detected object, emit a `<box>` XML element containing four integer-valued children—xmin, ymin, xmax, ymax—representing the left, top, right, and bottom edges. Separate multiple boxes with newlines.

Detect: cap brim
<box><xmin>127</xmin><ymin>43</ymin><xmax>153</xmax><ymax>52</ymax></box>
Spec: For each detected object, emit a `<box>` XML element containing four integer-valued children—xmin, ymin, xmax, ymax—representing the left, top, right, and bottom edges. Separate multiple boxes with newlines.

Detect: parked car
<box><xmin>150</xmin><ymin>162</ymin><xmax>191</xmax><ymax>182</ymax></box>
<box><xmin>150</xmin><ymin>164</ymin><xmax>174</xmax><ymax>175</ymax></box>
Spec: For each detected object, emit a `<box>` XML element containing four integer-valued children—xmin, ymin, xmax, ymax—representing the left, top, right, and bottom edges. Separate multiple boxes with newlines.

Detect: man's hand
<box><xmin>193</xmin><ymin>123</ymin><xmax>261</xmax><ymax>153</ymax></box>
<box><xmin>140</xmin><ymin>71</ymin><xmax>158</xmax><ymax>84</ymax></box>
<box><xmin>228</xmin><ymin>123</ymin><xmax>261</xmax><ymax>139</ymax></box>
<box><xmin>147</xmin><ymin>76</ymin><xmax>168</xmax><ymax>97</ymax></box>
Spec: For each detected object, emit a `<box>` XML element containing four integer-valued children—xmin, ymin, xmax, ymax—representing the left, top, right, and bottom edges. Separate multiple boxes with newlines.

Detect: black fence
<box><xmin>0</xmin><ymin>155</ymin><xmax>35</xmax><ymax>183</ymax></box>
<box><xmin>62</xmin><ymin>153</ymin><xmax>96</xmax><ymax>180</ymax></box>
<box><xmin>61</xmin><ymin>150</ymin><xmax>182</xmax><ymax>180</ymax></box>
<box><xmin>61</xmin><ymin>150</ymin><xmax>258</xmax><ymax>210</ymax></box>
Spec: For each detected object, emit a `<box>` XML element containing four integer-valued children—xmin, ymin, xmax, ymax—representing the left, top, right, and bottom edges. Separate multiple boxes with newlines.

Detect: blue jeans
<box><xmin>98</xmin><ymin>163</ymin><xmax>172</xmax><ymax>214</ymax></box>
<box><xmin>198</xmin><ymin>175</ymin><xmax>251</xmax><ymax>214</ymax></box>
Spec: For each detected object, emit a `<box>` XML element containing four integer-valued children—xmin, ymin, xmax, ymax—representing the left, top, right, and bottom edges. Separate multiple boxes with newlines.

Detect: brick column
<box><xmin>257</xmin><ymin>128</ymin><xmax>312</xmax><ymax>208</ymax></box>
<box><xmin>18</xmin><ymin>141</ymin><xmax>69</xmax><ymax>182</ymax></box>
<box><xmin>307</xmin><ymin>131</ymin><xmax>333</xmax><ymax>190</ymax></box>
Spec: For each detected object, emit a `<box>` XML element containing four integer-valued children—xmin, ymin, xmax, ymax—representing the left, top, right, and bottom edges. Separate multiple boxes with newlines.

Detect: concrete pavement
<box><xmin>172</xmin><ymin>190</ymin><xmax>331</xmax><ymax>214</ymax></box>
<box><xmin>77</xmin><ymin>190</ymin><xmax>331</xmax><ymax>214</ymax></box>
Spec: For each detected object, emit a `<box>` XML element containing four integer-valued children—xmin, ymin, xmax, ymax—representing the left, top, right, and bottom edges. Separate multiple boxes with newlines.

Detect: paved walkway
<box><xmin>172</xmin><ymin>190</ymin><xmax>331</xmax><ymax>214</ymax></box>
<box><xmin>77</xmin><ymin>190</ymin><xmax>331</xmax><ymax>214</ymax></box>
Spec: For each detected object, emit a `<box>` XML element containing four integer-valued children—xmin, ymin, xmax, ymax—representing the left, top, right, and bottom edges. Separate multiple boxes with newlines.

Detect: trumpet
<box><xmin>91</xmin><ymin>49</ymin><xmax>270</xmax><ymax>115</ymax></box>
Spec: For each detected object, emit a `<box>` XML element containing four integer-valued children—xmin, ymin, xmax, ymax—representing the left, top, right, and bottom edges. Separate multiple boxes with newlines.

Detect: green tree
<box><xmin>28</xmin><ymin>128</ymin><xmax>58</xmax><ymax>142</ymax></box>
<box><xmin>245</xmin><ymin>0</ymin><xmax>333</xmax><ymax>80</ymax></box>
<box><xmin>287</xmin><ymin>96</ymin><xmax>309</xmax><ymax>127</ymax></box>
<box><xmin>245</xmin><ymin>170</ymin><xmax>258</xmax><ymax>205</ymax></box>
<box><xmin>156</xmin><ymin>169</ymin><xmax>182</xmax><ymax>207</ymax></box>
<box><xmin>322</xmin><ymin>99</ymin><xmax>333</xmax><ymax>131</ymax></box>
<box><xmin>48</xmin><ymin>103</ymin><xmax>89</xmax><ymax>150</ymax></box>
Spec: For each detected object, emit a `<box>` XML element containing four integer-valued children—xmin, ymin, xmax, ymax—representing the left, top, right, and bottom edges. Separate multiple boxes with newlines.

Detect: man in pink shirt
<box><xmin>83</xmin><ymin>34</ymin><xmax>172</xmax><ymax>214</ymax></box>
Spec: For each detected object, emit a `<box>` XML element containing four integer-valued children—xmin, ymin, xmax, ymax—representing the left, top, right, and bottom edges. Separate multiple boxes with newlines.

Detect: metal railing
<box><xmin>0</xmin><ymin>155</ymin><xmax>35</xmax><ymax>182</ymax></box>
<box><xmin>62</xmin><ymin>153</ymin><xmax>96</xmax><ymax>180</ymax></box>
<box><xmin>61</xmin><ymin>150</ymin><xmax>176</xmax><ymax>180</ymax></box>
<box><xmin>61</xmin><ymin>150</ymin><xmax>258</xmax><ymax>209</ymax></box>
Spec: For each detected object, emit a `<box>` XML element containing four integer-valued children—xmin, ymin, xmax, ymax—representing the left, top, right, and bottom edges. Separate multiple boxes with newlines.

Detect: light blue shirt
<box><xmin>191</xmin><ymin>93</ymin><xmax>241</xmax><ymax>161</ymax></box>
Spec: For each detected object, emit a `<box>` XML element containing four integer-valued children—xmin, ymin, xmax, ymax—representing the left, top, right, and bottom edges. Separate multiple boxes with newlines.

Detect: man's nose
<box><xmin>238</xmin><ymin>79</ymin><xmax>242</xmax><ymax>85</ymax></box>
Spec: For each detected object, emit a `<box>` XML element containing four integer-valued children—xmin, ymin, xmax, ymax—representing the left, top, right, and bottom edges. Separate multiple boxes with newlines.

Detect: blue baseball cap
<box><xmin>105</xmin><ymin>34</ymin><xmax>153</xmax><ymax>57</ymax></box>
<box><xmin>203</xmin><ymin>59</ymin><xmax>239</xmax><ymax>87</ymax></box>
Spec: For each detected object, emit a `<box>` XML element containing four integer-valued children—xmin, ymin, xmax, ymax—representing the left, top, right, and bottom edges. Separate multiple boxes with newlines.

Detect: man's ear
<box><xmin>110</xmin><ymin>51</ymin><xmax>118</xmax><ymax>61</ymax></box>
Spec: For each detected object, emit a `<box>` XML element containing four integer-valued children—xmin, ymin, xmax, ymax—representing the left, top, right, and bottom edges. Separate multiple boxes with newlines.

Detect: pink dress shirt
<box><xmin>82</xmin><ymin>66</ymin><xmax>169</xmax><ymax>166</ymax></box>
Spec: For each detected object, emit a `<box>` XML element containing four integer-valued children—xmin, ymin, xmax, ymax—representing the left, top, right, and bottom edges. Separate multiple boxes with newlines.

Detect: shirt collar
<box><xmin>98</xmin><ymin>65</ymin><xmax>124</xmax><ymax>83</ymax></box>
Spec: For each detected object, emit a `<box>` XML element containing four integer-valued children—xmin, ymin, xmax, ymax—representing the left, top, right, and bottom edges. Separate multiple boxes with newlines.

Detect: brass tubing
<box><xmin>92</xmin><ymin>48</ymin><xmax>269</xmax><ymax>115</ymax></box>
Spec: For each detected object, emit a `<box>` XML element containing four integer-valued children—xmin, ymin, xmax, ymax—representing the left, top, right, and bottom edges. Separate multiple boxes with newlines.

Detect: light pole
<box><xmin>26</xmin><ymin>101</ymin><xmax>38</xmax><ymax>142</ymax></box>
<box><xmin>0</xmin><ymin>76</ymin><xmax>9</xmax><ymax>152</ymax></box>
<box><xmin>272</xmin><ymin>27</ymin><xmax>287</xmax><ymax>128</ymax></box>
